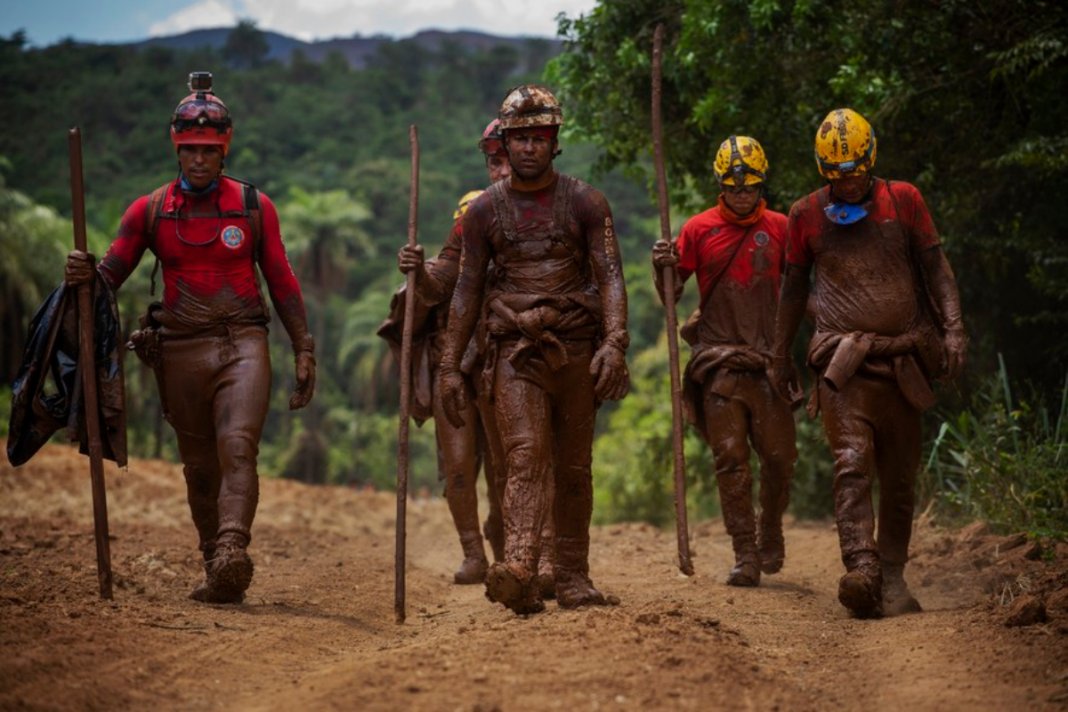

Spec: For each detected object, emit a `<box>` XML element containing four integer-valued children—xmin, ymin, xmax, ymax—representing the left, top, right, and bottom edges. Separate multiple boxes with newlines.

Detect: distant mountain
<box><xmin>131</xmin><ymin>27</ymin><xmax>562</xmax><ymax>70</ymax></box>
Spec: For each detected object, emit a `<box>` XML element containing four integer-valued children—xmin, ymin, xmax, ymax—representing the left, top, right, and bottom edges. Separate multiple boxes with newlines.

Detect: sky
<box><xmin>1</xmin><ymin>0</ymin><xmax>599</xmax><ymax>46</ymax></box>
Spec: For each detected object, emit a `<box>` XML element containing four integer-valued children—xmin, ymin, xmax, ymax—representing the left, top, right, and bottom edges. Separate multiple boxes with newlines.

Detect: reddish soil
<box><xmin>2</xmin><ymin>443</ymin><xmax>1066</xmax><ymax>711</ymax></box>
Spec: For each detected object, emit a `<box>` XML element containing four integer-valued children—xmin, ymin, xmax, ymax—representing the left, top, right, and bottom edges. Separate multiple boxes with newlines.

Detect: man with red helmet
<box><xmin>65</xmin><ymin>72</ymin><xmax>315</xmax><ymax>604</ymax></box>
<box><xmin>652</xmin><ymin>135</ymin><xmax>798</xmax><ymax>588</ymax></box>
<box><xmin>771</xmin><ymin>109</ymin><xmax>966</xmax><ymax>618</ymax></box>
<box><xmin>438</xmin><ymin>85</ymin><xmax>630</xmax><ymax>614</ymax></box>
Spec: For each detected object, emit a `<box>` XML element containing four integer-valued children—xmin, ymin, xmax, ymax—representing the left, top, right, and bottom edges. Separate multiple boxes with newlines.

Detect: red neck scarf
<box><xmin>718</xmin><ymin>195</ymin><xmax>766</xmax><ymax>226</ymax></box>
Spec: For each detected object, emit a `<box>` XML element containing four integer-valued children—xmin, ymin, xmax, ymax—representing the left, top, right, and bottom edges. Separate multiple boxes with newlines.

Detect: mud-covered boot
<box><xmin>838</xmin><ymin>555</ymin><xmax>883</xmax><ymax>619</ymax></box>
<box><xmin>189</xmin><ymin>540</ymin><xmax>217</xmax><ymax>602</ymax></box>
<box><xmin>485</xmin><ymin>561</ymin><xmax>544</xmax><ymax>614</ymax></box>
<box><xmin>727</xmin><ymin>537</ymin><xmax>762</xmax><ymax>587</ymax></box>
<box><xmin>454</xmin><ymin>532</ymin><xmax>489</xmax><ymax>585</ymax></box>
<box><xmin>554</xmin><ymin>536</ymin><xmax>609</xmax><ymax>608</ymax></box>
<box><xmin>202</xmin><ymin>533</ymin><xmax>254</xmax><ymax>604</ymax></box>
<box><xmin>882</xmin><ymin>562</ymin><xmax>921</xmax><ymax>616</ymax></box>
<box><xmin>758</xmin><ymin>522</ymin><xmax>785</xmax><ymax>575</ymax></box>
<box><xmin>535</xmin><ymin>553</ymin><xmax>556</xmax><ymax>601</ymax></box>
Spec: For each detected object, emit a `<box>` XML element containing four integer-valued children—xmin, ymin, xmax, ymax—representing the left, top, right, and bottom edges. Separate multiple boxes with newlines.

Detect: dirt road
<box><xmin>2</xmin><ymin>444</ymin><xmax>1066</xmax><ymax>711</ymax></box>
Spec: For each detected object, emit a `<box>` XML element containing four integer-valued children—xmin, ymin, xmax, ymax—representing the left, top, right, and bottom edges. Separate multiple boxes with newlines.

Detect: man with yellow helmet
<box><xmin>438</xmin><ymin>85</ymin><xmax>630</xmax><ymax>614</ymax></box>
<box><xmin>772</xmin><ymin>108</ymin><xmax>967</xmax><ymax>618</ymax></box>
<box><xmin>652</xmin><ymin>135</ymin><xmax>798</xmax><ymax>588</ymax></box>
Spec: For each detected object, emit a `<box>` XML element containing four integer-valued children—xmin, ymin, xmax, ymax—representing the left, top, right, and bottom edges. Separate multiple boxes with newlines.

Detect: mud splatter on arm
<box><xmin>582</xmin><ymin>188</ymin><xmax>628</xmax><ymax>352</ymax></box>
<box><xmin>439</xmin><ymin>200</ymin><xmax>491</xmax><ymax>373</ymax></box>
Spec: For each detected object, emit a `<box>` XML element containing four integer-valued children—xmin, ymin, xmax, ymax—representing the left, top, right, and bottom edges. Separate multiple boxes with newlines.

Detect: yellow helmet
<box><xmin>713</xmin><ymin>136</ymin><xmax>768</xmax><ymax>187</ymax></box>
<box><xmin>814</xmin><ymin>108</ymin><xmax>877</xmax><ymax>179</ymax></box>
<box><xmin>497</xmin><ymin>84</ymin><xmax>563</xmax><ymax>131</ymax></box>
<box><xmin>453</xmin><ymin>190</ymin><xmax>483</xmax><ymax>220</ymax></box>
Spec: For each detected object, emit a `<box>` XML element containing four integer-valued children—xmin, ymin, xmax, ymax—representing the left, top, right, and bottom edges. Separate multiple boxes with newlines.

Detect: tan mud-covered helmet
<box><xmin>497</xmin><ymin>85</ymin><xmax>563</xmax><ymax>131</ymax></box>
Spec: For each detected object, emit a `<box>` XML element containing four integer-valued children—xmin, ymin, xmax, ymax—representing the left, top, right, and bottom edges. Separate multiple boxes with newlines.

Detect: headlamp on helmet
<box><xmin>713</xmin><ymin>135</ymin><xmax>768</xmax><ymax>187</ymax></box>
<box><xmin>814</xmin><ymin>108</ymin><xmax>876</xmax><ymax>180</ymax></box>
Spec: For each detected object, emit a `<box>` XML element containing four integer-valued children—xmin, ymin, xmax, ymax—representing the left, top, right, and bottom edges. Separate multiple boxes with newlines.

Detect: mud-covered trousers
<box><xmin>431</xmin><ymin>372</ymin><xmax>503</xmax><ymax>552</ymax></box>
<box><xmin>818</xmin><ymin>372</ymin><xmax>920</xmax><ymax>570</ymax></box>
<box><xmin>700</xmin><ymin>372</ymin><xmax>796</xmax><ymax>552</ymax></box>
<box><xmin>157</xmin><ymin>324</ymin><xmax>271</xmax><ymax>552</ymax></box>
<box><xmin>491</xmin><ymin>338</ymin><xmax>594</xmax><ymax>578</ymax></box>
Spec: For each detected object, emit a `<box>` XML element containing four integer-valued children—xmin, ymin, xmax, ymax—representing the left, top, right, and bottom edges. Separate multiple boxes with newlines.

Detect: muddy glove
<box><xmin>65</xmin><ymin>250</ymin><xmax>96</xmax><ymax>286</ymax></box>
<box><xmin>289</xmin><ymin>349</ymin><xmax>316</xmax><ymax>410</ymax></box>
<box><xmin>438</xmin><ymin>365</ymin><xmax>467</xmax><ymax>428</ymax></box>
<box><xmin>768</xmin><ymin>356</ymin><xmax>799</xmax><ymax>405</ymax></box>
<box><xmin>942</xmin><ymin>327</ymin><xmax>967</xmax><ymax>382</ymax></box>
<box><xmin>397</xmin><ymin>244</ymin><xmax>425</xmax><ymax>275</ymax></box>
<box><xmin>651</xmin><ymin>239</ymin><xmax>679</xmax><ymax>268</ymax></box>
<box><xmin>590</xmin><ymin>342</ymin><xmax>629</xmax><ymax>401</ymax></box>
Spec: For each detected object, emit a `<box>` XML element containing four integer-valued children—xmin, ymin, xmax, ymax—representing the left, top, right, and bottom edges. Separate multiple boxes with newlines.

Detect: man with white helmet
<box><xmin>438</xmin><ymin>85</ymin><xmax>630</xmax><ymax>614</ymax></box>
<box><xmin>652</xmin><ymin>136</ymin><xmax>797</xmax><ymax>588</ymax></box>
<box><xmin>771</xmin><ymin>108</ymin><xmax>966</xmax><ymax>618</ymax></box>
<box><xmin>64</xmin><ymin>72</ymin><xmax>315</xmax><ymax>604</ymax></box>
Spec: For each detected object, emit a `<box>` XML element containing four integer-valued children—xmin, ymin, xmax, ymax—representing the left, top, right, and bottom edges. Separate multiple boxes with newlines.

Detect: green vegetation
<box><xmin>2</xmin><ymin>3</ymin><xmax>1066</xmax><ymax>535</ymax></box>
<box><xmin>922</xmin><ymin>357</ymin><xmax>1068</xmax><ymax>539</ymax></box>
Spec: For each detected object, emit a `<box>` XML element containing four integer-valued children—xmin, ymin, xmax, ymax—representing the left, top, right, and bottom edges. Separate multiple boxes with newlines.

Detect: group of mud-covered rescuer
<box><xmin>54</xmin><ymin>69</ymin><xmax>964</xmax><ymax>621</ymax></box>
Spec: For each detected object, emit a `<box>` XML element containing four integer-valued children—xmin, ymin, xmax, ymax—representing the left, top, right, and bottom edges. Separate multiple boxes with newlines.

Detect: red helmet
<box><xmin>478</xmin><ymin>118</ymin><xmax>506</xmax><ymax>156</ymax></box>
<box><xmin>170</xmin><ymin>74</ymin><xmax>233</xmax><ymax>155</ymax></box>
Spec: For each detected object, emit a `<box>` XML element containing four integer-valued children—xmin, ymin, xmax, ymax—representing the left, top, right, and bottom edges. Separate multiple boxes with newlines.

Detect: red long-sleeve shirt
<box><xmin>98</xmin><ymin>176</ymin><xmax>310</xmax><ymax>347</ymax></box>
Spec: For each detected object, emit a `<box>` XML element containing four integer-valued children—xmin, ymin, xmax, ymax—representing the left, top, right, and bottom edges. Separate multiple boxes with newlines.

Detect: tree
<box><xmin>223</xmin><ymin>19</ymin><xmax>269</xmax><ymax>69</ymax></box>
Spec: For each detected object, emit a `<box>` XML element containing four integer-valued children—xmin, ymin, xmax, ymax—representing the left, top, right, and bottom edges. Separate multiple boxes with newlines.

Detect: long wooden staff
<box><xmin>395</xmin><ymin>124</ymin><xmax>419</xmax><ymax>623</ymax></box>
<box><xmin>68</xmin><ymin>127</ymin><xmax>114</xmax><ymax>599</ymax></box>
<box><xmin>651</xmin><ymin>25</ymin><xmax>694</xmax><ymax>576</ymax></box>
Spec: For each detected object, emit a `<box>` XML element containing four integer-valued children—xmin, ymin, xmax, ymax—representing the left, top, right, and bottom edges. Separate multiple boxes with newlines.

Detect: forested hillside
<box><xmin>0</xmin><ymin>2</ymin><xmax>1064</xmax><ymax>537</ymax></box>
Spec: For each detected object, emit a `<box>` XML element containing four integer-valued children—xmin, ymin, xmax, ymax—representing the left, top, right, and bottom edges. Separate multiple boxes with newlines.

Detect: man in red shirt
<box><xmin>65</xmin><ymin>73</ymin><xmax>315</xmax><ymax>604</ymax></box>
<box><xmin>772</xmin><ymin>108</ymin><xmax>966</xmax><ymax>618</ymax></box>
<box><xmin>438</xmin><ymin>85</ymin><xmax>630</xmax><ymax>614</ymax></box>
<box><xmin>653</xmin><ymin>136</ymin><xmax>797</xmax><ymax>587</ymax></box>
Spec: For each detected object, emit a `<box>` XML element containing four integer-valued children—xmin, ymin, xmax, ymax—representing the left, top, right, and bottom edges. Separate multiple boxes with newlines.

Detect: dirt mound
<box><xmin>2</xmin><ymin>443</ymin><xmax>1066</xmax><ymax>711</ymax></box>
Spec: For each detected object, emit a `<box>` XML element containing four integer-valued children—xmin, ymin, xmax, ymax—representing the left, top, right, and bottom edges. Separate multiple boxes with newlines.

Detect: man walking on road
<box><xmin>771</xmin><ymin>108</ymin><xmax>966</xmax><ymax>618</ymax></box>
<box><xmin>438</xmin><ymin>85</ymin><xmax>630</xmax><ymax>614</ymax></box>
<box><xmin>652</xmin><ymin>135</ymin><xmax>797</xmax><ymax>588</ymax></box>
<box><xmin>65</xmin><ymin>73</ymin><xmax>315</xmax><ymax>604</ymax></box>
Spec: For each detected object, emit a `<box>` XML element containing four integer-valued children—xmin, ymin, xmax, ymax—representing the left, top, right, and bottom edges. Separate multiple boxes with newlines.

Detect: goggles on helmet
<box><xmin>720</xmin><ymin>136</ymin><xmax>766</xmax><ymax>186</ymax></box>
<box><xmin>816</xmin><ymin>137</ymin><xmax>875</xmax><ymax>177</ymax></box>
<box><xmin>171</xmin><ymin>99</ymin><xmax>231</xmax><ymax>132</ymax></box>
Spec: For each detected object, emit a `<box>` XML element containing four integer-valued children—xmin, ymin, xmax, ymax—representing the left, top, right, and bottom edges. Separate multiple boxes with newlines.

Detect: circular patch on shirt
<box><xmin>221</xmin><ymin>225</ymin><xmax>245</xmax><ymax>249</ymax></box>
<box><xmin>754</xmin><ymin>230</ymin><xmax>770</xmax><ymax>247</ymax></box>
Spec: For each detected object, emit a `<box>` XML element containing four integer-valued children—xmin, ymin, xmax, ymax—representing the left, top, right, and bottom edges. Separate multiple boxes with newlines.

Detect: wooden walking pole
<box><xmin>68</xmin><ymin>127</ymin><xmax>114</xmax><ymax>599</ymax></box>
<box><xmin>395</xmin><ymin>124</ymin><xmax>419</xmax><ymax>623</ymax></box>
<box><xmin>651</xmin><ymin>25</ymin><xmax>694</xmax><ymax>576</ymax></box>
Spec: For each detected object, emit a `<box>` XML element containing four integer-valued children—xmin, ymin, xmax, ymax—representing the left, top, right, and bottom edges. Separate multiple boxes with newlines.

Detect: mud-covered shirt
<box><xmin>786</xmin><ymin>179</ymin><xmax>941</xmax><ymax>336</ymax></box>
<box><xmin>97</xmin><ymin>176</ymin><xmax>309</xmax><ymax>344</ymax></box>
<box><xmin>675</xmin><ymin>205</ymin><xmax>787</xmax><ymax>350</ymax></box>
<box><xmin>441</xmin><ymin>172</ymin><xmax>627</xmax><ymax>367</ymax></box>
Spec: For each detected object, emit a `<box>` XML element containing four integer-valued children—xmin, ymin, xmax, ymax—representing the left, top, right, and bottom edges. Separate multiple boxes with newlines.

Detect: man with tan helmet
<box><xmin>771</xmin><ymin>108</ymin><xmax>966</xmax><ymax>618</ymax></box>
<box><xmin>438</xmin><ymin>85</ymin><xmax>630</xmax><ymax>614</ymax></box>
<box><xmin>64</xmin><ymin>72</ymin><xmax>316</xmax><ymax>604</ymax></box>
<box><xmin>652</xmin><ymin>136</ymin><xmax>797</xmax><ymax>588</ymax></box>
